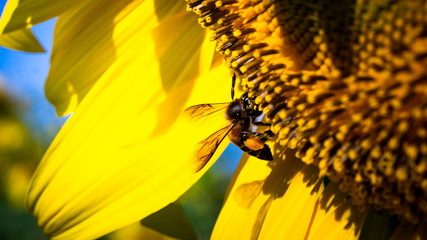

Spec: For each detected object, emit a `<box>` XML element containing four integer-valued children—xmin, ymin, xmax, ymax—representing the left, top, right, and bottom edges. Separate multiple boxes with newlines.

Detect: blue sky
<box><xmin>0</xmin><ymin>0</ymin><xmax>64</xmax><ymax>146</ymax></box>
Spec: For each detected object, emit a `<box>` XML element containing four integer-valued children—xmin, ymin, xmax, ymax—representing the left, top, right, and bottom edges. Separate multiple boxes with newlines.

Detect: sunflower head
<box><xmin>188</xmin><ymin>0</ymin><xmax>427</xmax><ymax>224</ymax></box>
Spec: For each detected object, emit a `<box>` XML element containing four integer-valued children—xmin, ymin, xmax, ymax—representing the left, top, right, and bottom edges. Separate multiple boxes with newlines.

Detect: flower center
<box><xmin>187</xmin><ymin>0</ymin><xmax>427</xmax><ymax>223</ymax></box>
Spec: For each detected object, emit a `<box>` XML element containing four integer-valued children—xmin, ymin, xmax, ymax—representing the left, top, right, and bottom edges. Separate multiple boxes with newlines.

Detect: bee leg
<box><xmin>240</xmin><ymin>91</ymin><xmax>248</xmax><ymax>100</ymax></box>
<box><xmin>253</xmin><ymin>121</ymin><xmax>271</xmax><ymax>126</ymax></box>
<box><xmin>237</xmin><ymin>130</ymin><xmax>252</xmax><ymax>146</ymax></box>
<box><xmin>265</xmin><ymin>130</ymin><xmax>273</xmax><ymax>137</ymax></box>
<box><xmin>239</xmin><ymin>130</ymin><xmax>273</xmax><ymax>141</ymax></box>
<box><xmin>251</xmin><ymin>130</ymin><xmax>273</xmax><ymax>140</ymax></box>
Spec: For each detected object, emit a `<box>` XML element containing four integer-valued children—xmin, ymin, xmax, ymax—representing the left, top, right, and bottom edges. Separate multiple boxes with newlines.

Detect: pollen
<box><xmin>187</xmin><ymin>0</ymin><xmax>427</xmax><ymax>223</ymax></box>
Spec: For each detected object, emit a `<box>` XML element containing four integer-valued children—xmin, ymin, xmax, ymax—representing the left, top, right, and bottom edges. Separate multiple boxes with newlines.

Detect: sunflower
<box><xmin>1</xmin><ymin>0</ymin><xmax>427</xmax><ymax>239</ymax></box>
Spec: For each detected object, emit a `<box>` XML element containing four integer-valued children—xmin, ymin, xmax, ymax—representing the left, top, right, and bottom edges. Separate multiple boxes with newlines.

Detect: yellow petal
<box><xmin>212</xmin><ymin>156</ymin><xmax>269</xmax><ymax>239</ymax></box>
<box><xmin>212</xmin><ymin>149</ymin><xmax>308</xmax><ymax>239</ymax></box>
<box><xmin>213</xmin><ymin>148</ymin><xmax>367</xmax><ymax>239</ymax></box>
<box><xmin>27</xmin><ymin>58</ymin><xmax>231</xmax><ymax>240</ymax></box>
<box><xmin>27</xmin><ymin>1</ymin><xmax>232</xmax><ymax>237</ymax></box>
<box><xmin>0</xmin><ymin>0</ymin><xmax>82</xmax><ymax>34</ymax></box>
<box><xmin>45</xmin><ymin>0</ymin><xmax>198</xmax><ymax>116</ymax></box>
<box><xmin>306</xmin><ymin>182</ymin><xmax>367</xmax><ymax>240</ymax></box>
<box><xmin>0</xmin><ymin>28</ymin><xmax>44</xmax><ymax>52</ymax></box>
<box><xmin>257</xmin><ymin>165</ymin><xmax>323</xmax><ymax>239</ymax></box>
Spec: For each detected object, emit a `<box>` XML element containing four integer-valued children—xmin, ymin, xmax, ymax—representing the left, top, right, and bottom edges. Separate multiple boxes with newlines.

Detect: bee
<box><xmin>185</xmin><ymin>78</ymin><xmax>273</xmax><ymax>172</ymax></box>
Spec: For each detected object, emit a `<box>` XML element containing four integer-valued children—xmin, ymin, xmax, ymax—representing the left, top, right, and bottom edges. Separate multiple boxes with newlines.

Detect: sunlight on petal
<box><xmin>0</xmin><ymin>0</ymin><xmax>83</xmax><ymax>34</ymax></box>
<box><xmin>0</xmin><ymin>28</ymin><xmax>44</xmax><ymax>52</ymax></box>
<box><xmin>27</xmin><ymin>1</ymin><xmax>232</xmax><ymax>237</ymax></box>
<box><xmin>45</xmin><ymin>0</ymin><xmax>200</xmax><ymax>116</ymax></box>
<box><xmin>212</xmin><ymin>149</ymin><xmax>308</xmax><ymax>239</ymax></box>
<box><xmin>306</xmin><ymin>182</ymin><xmax>367</xmax><ymax>240</ymax></box>
<box><xmin>213</xmin><ymin>147</ymin><xmax>367</xmax><ymax>240</ymax></box>
<box><xmin>258</xmin><ymin>165</ymin><xmax>322</xmax><ymax>239</ymax></box>
<box><xmin>27</xmin><ymin>58</ymin><xmax>231</xmax><ymax>239</ymax></box>
<box><xmin>212</xmin><ymin>156</ymin><xmax>272</xmax><ymax>239</ymax></box>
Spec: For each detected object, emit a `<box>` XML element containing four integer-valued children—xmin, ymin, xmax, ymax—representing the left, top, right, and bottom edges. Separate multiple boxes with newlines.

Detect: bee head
<box><xmin>226</xmin><ymin>99</ymin><xmax>245</xmax><ymax>120</ymax></box>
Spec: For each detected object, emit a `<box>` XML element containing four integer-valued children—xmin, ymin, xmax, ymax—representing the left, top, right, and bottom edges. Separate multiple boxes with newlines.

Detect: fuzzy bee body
<box><xmin>185</xmin><ymin>93</ymin><xmax>273</xmax><ymax>172</ymax></box>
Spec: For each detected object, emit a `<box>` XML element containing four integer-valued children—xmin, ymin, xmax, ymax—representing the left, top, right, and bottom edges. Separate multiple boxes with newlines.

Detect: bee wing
<box><xmin>193</xmin><ymin>124</ymin><xmax>234</xmax><ymax>172</ymax></box>
<box><xmin>185</xmin><ymin>103</ymin><xmax>229</xmax><ymax>121</ymax></box>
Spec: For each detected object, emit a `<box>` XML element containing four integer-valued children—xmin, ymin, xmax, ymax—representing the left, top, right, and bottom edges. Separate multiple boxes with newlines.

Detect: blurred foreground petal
<box><xmin>27</xmin><ymin>61</ymin><xmax>231</xmax><ymax>239</ymax></box>
<box><xmin>45</xmin><ymin>0</ymin><xmax>191</xmax><ymax>116</ymax></box>
<box><xmin>0</xmin><ymin>28</ymin><xmax>44</xmax><ymax>52</ymax></box>
<box><xmin>26</xmin><ymin>1</ymin><xmax>231</xmax><ymax>237</ymax></box>
<box><xmin>0</xmin><ymin>0</ymin><xmax>82</xmax><ymax>34</ymax></box>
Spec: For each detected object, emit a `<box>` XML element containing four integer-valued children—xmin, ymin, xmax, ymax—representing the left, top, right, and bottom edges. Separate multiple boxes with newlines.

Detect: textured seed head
<box><xmin>187</xmin><ymin>0</ymin><xmax>427</xmax><ymax>223</ymax></box>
